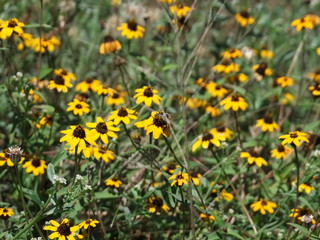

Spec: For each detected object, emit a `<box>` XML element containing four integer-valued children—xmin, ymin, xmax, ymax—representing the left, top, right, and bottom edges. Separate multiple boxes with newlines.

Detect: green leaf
<box><xmin>47</xmin><ymin>163</ymin><xmax>55</xmax><ymax>184</ymax></box>
<box><xmin>94</xmin><ymin>191</ymin><xmax>121</xmax><ymax>199</ymax></box>
<box><xmin>161</xmin><ymin>64</ymin><xmax>178</xmax><ymax>72</ymax></box>
<box><xmin>39</xmin><ymin>67</ymin><xmax>53</xmax><ymax>79</ymax></box>
<box><xmin>24</xmin><ymin>23</ymin><xmax>53</xmax><ymax>29</ymax></box>
<box><xmin>287</xmin><ymin>223</ymin><xmax>309</xmax><ymax>236</ymax></box>
<box><xmin>206</xmin><ymin>233</ymin><xmax>221</xmax><ymax>240</ymax></box>
<box><xmin>299</xmin><ymin>196</ymin><xmax>314</xmax><ymax>211</ymax></box>
<box><xmin>23</xmin><ymin>188</ymin><xmax>42</xmax><ymax>206</ymax></box>
<box><xmin>226</xmin><ymin>228</ymin><xmax>246</xmax><ymax>240</ymax></box>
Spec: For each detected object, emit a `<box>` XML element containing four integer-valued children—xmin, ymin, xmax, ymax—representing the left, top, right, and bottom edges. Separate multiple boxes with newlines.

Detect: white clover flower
<box><xmin>84</xmin><ymin>184</ymin><xmax>92</xmax><ymax>190</ymax></box>
<box><xmin>53</xmin><ymin>175</ymin><xmax>67</xmax><ymax>184</ymax></box>
<box><xmin>311</xmin><ymin>149</ymin><xmax>320</xmax><ymax>158</ymax></box>
<box><xmin>75</xmin><ymin>174</ymin><xmax>83</xmax><ymax>182</ymax></box>
<box><xmin>16</xmin><ymin>72</ymin><xmax>23</xmax><ymax>78</ymax></box>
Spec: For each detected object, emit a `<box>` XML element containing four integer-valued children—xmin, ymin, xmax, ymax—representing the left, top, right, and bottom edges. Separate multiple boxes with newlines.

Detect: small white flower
<box><xmin>277</xmin><ymin>232</ymin><xmax>283</xmax><ymax>238</ymax></box>
<box><xmin>301</xmin><ymin>214</ymin><xmax>314</xmax><ymax>224</ymax></box>
<box><xmin>228</xmin><ymin>208</ymin><xmax>234</xmax><ymax>214</ymax></box>
<box><xmin>311</xmin><ymin>149</ymin><xmax>320</xmax><ymax>158</ymax></box>
<box><xmin>84</xmin><ymin>184</ymin><xmax>92</xmax><ymax>190</ymax></box>
<box><xmin>53</xmin><ymin>175</ymin><xmax>67</xmax><ymax>184</ymax></box>
<box><xmin>16</xmin><ymin>72</ymin><xmax>23</xmax><ymax>78</ymax></box>
<box><xmin>75</xmin><ymin>174</ymin><xmax>83</xmax><ymax>182</ymax></box>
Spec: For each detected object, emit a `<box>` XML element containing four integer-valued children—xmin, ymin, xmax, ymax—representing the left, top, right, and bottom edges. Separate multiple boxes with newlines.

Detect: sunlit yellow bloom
<box><xmin>275</xmin><ymin>76</ymin><xmax>294</xmax><ymax>88</ymax></box>
<box><xmin>170</xmin><ymin>4</ymin><xmax>191</xmax><ymax>18</ymax></box>
<box><xmin>317</xmin><ymin>48</ymin><xmax>320</xmax><ymax>56</ymax></box>
<box><xmin>192</xmin><ymin>128</ymin><xmax>224</xmax><ymax>152</ymax></box>
<box><xmin>17</xmin><ymin>32</ymin><xmax>33</xmax><ymax>50</ymax></box>
<box><xmin>220</xmin><ymin>190</ymin><xmax>234</xmax><ymax>201</ymax></box>
<box><xmin>252</xmin><ymin>62</ymin><xmax>272</xmax><ymax>81</ymax></box>
<box><xmin>235</xmin><ymin>10</ymin><xmax>255</xmax><ymax>27</ymax></box>
<box><xmin>250</xmin><ymin>199</ymin><xmax>277</xmax><ymax>215</ymax></box>
<box><xmin>99</xmin><ymin>35</ymin><xmax>122</xmax><ymax>54</ymax></box>
<box><xmin>279</xmin><ymin>131</ymin><xmax>309</xmax><ymax>147</ymax></box>
<box><xmin>134</xmin><ymin>86</ymin><xmax>162</xmax><ymax>106</ymax></box>
<box><xmin>135</xmin><ymin>111</ymin><xmax>170</xmax><ymax>139</ymax></box>
<box><xmin>43</xmin><ymin>218</ymin><xmax>81</xmax><ymax>240</ymax></box>
<box><xmin>212</xmin><ymin>59</ymin><xmax>240</xmax><ymax>74</ymax></box>
<box><xmin>48</xmin><ymin>74</ymin><xmax>72</xmax><ymax>93</ymax></box>
<box><xmin>161</xmin><ymin>162</ymin><xmax>180</xmax><ymax>175</ymax></box>
<box><xmin>291</xmin><ymin>14</ymin><xmax>320</xmax><ymax>31</ymax></box>
<box><xmin>298</xmin><ymin>183</ymin><xmax>314</xmax><ymax>194</ymax></box>
<box><xmin>190</xmin><ymin>172</ymin><xmax>202</xmax><ymax>186</ymax></box>
<box><xmin>226</xmin><ymin>73</ymin><xmax>248</xmax><ymax>83</ymax></box>
<box><xmin>270</xmin><ymin>144</ymin><xmax>292</xmax><ymax>159</ymax></box>
<box><xmin>222</xmin><ymin>48</ymin><xmax>242</xmax><ymax>59</ymax></box>
<box><xmin>147</xmin><ymin>196</ymin><xmax>170</xmax><ymax>213</ymax></box>
<box><xmin>0</xmin><ymin>18</ymin><xmax>24</xmax><ymax>39</ymax></box>
<box><xmin>260</xmin><ymin>49</ymin><xmax>274</xmax><ymax>59</ymax></box>
<box><xmin>32</xmin><ymin>36</ymin><xmax>61</xmax><ymax>52</ymax></box>
<box><xmin>0</xmin><ymin>208</ymin><xmax>14</xmax><ymax>219</ymax></box>
<box><xmin>307</xmin><ymin>70</ymin><xmax>320</xmax><ymax>84</ymax></box>
<box><xmin>205</xmin><ymin>82</ymin><xmax>229</xmax><ymax>98</ymax></box>
<box><xmin>169</xmin><ymin>171</ymin><xmax>189</xmax><ymax>187</ymax></box>
<box><xmin>281</xmin><ymin>92</ymin><xmax>295</xmax><ymax>104</ymax></box>
<box><xmin>256</xmin><ymin>114</ymin><xmax>279</xmax><ymax>132</ymax></box>
<box><xmin>117</xmin><ymin>20</ymin><xmax>145</xmax><ymax>39</ymax></box>
<box><xmin>309</xmin><ymin>84</ymin><xmax>320</xmax><ymax>97</ymax></box>
<box><xmin>93</xmin><ymin>146</ymin><xmax>115</xmax><ymax>163</ymax></box>
<box><xmin>214</xmin><ymin>126</ymin><xmax>233</xmax><ymax>140</ymax></box>
<box><xmin>60</xmin><ymin>125</ymin><xmax>97</xmax><ymax>153</ymax></box>
<box><xmin>0</xmin><ymin>152</ymin><xmax>24</xmax><ymax>167</ymax></box>
<box><xmin>105</xmin><ymin>87</ymin><xmax>127</xmax><ymax>106</ymax></box>
<box><xmin>105</xmin><ymin>176</ymin><xmax>122</xmax><ymax>188</ymax></box>
<box><xmin>78</xmin><ymin>219</ymin><xmax>99</xmax><ymax>229</ymax></box>
<box><xmin>35</xmin><ymin>115</ymin><xmax>53</xmax><ymax>128</ymax></box>
<box><xmin>66</xmin><ymin>99</ymin><xmax>90</xmax><ymax>116</ymax></box>
<box><xmin>240</xmin><ymin>150</ymin><xmax>268</xmax><ymax>167</ymax></box>
<box><xmin>111</xmin><ymin>0</ymin><xmax>121</xmax><ymax>6</ymax></box>
<box><xmin>200</xmin><ymin>212</ymin><xmax>215</xmax><ymax>221</ymax></box>
<box><xmin>220</xmin><ymin>93</ymin><xmax>248</xmax><ymax>111</ymax></box>
<box><xmin>76</xmin><ymin>77</ymin><xmax>101</xmax><ymax>93</ymax></box>
<box><xmin>54</xmin><ymin>68</ymin><xmax>76</xmax><ymax>82</ymax></box>
<box><xmin>108</xmin><ymin>107</ymin><xmax>138</xmax><ymax>125</ymax></box>
<box><xmin>86</xmin><ymin>117</ymin><xmax>120</xmax><ymax>144</ymax></box>
<box><xmin>290</xmin><ymin>207</ymin><xmax>316</xmax><ymax>224</ymax></box>
<box><xmin>22</xmin><ymin>154</ymin><xmax>47</xmax><ymax>176</ymax></box>
<box><xmin>205</xmin><ymin>105</ymin><xmax>221</xmax><ymax>118</ymax></box>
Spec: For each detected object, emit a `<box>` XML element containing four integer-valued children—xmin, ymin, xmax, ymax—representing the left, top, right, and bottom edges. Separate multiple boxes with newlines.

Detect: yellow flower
<box><xmin>278</xmin><ymin>131</ymin><xmax>309</xmax><ymax>147</ymax></box>
<box><xmin>43</xmin><ymin>218</ymin><xmax>81</xmax><ymax>240</ymax></box>
<box><xmin>117</xmin><ymin>19</ymin><xmax>145</xmax><ymax>39</ymax></box>
<box><xmin>93</xmin><ymin>146</ymin><xmax>115</xmax><ymax>163</ymax></box>
<box><xmin>205</xmin><ymin>105</ymin><xmax>221</xmax><ymax>118</ymax></box>
<box><xmin>192</xmin><ymin>129</ymin><xmax>223</xmax><ymax>152</ymax></box>
<box><xmin>66</xmin><ymin>99</ymin><xmax>90</xmax><ymax>116</ymax></box>
<box><xmin>298</xmin><ymin>183</ymin><xmax>314</xmax><ymax>194</ymax></box>
<box><xmin>86</xmin><ymin>117</ymin><xmax>120</xmax><ymax>144</ymax></box>
<box><xmin>105</xmin><ymin>87</ymin><xmax>127</xmax><ymax>106</ymax></box>
<box><xmin>169</xmin><ymin>171</ymin><xmax>189</xmax><ymax>187</ymax></box>
<box><xmin>317</xmin><ymin>47</ymin><xmax>320</xmax><ymax>56</ymax></box>
<box><xmin>214</xmin><ymin>126</ymin><xmax>233</xmax><ymax>140</ymax></box>
<box><xmin>260</xmin><ymin>49</ymin><xmax>274</xmax><ymax>59</ymax></box>
<box><xmin>250</xmin><ymin>199</ymin><xmax>277</xmax><ymax>215</ymax></box>
<box><xmin>35</xmin><ymin>115</ymin><xmax>53</xmax><ymax>128</ymax></box>
<box><xmin>134</xmin><ymin>86</ymin><xmax>162</xmax><ymax>106</ymax></box>
<box><xmin>185</xmin><ymin>97</ymin><xmax>206</xmax><ymax>109</ymax></box>
<box><xmin>161</xmin><ymin>162</ymin><xmax>180</xmax><ymax>175</ymax></box>
<box><xmin>17</xmin><ymin>32</ymin><xmax>33</xmax><ymax>50</ymax></box>
<box><xmin>78</xmin><ymin>219</ymin><xmax>99</xmax><ymax>229</ymax></box>
<box><xmin>200</xmin><ymin>212</ymin><xmax>215</xmax><ymax>221</ymax></box>
<box><xmin>235</xmin><ymin>10</ymin><xmax>255</xmax><ymax>27</ymax></box>
<box><xmin>307</xmin><ymin>70</ymin><xmax>320</xmax><ymax>84</ymax></box>
<box><xmin>99</xmin><ymin>35</ymin><xmax>122</xmax><ymax>54</ymax></box>
<box><xmin>108</xmin><ymin>107</ymin><xmax>138</xmax><ymax>125</ymax></box>
<box><xmin>219</xmin><ymin>93</ymin><xmax>248</xmax><ymax>111</ymax></box>
<box><xmin>0</xmin><ymin>207</ymin><xmax>14</xmax><ymax>219</ymax></box>
<box><xmin>32</xmin><ymin>36</ymin><xmax>61</xmax><ymax>52</ymax></box>
<box><xmin>240</xmin><ymin>150</ymin><xmax>268</xmax><ymax>167</ymax></box>
<box><xmin>0</xmin><ymin>152</ymin><xmax>23</xmax><ymax>167</ymax></box>
<box><xmin>252</xmin><ymin>62</ymin><xmax>272</xmax><ymax>81</ymax></box>
<box><xmin>105</xmin><ymin>176</ymin><xmax>122</xmax><ymax>188</ymax></box>
<box><xmin>291</xmin><ymin>14</ymin><xmax>320</xmax><ymax>31</ymax></box>
<box><xmin>222</xmin><ymin>48</ymin><xmax>242</xmax><ymax>59</ymax></box>
<box><xmin>135</xmin><ymin>111</ymin><xmax>170</xmax><ymax>139</ymax></box>
<box><xmin>270</xmin><ymin>144</ymin><xmax>292</xmax><ymax>160</ymax></box>
<box><xmin>190</xmin><ymin>172</ymin><xmax>202</xmax><ymax>186</ymax></box>
<box><xmin>205</xmin><ymin>82</ymin><xmax>229</xmax><ymax>98</ymax></box>
<box><xmin>96</xmin><ymin>83</ymin><xmax>111</xmax><ymax>96</ymax></box>
<box><xmin>54</xmin><ymin>68</ymin><xmax>76</xmax><ymax>82</ymax></box>
<box><xmin>212</xmin><ymin>59</ymin><xmax>240</xmax><ymax>74</ymax></box>
<box><xmin>290</xmin><ymin>207</ymin><xmax>316</xmax><ymax>224</ymax></box>
<box><xmin>226</xmin><ymin>73</ymin><xmax>248</xmax><ymax>84</ymax></box>
<box><xmin>220</xmin><ymin>190</ymin><xmax>234</xmax><ymax>201</ymax></box>
<box><xmin>256</xmin><ymin>114</ymin><xmax>279</xmax><ymax>132</ymax></box>
<box><xmin>22</xmin><ymin>154</ymin><xmax>47</xmax><ymax>176</ymax></box>
<box><xmin>309</xmin><ymin>84</ymin><xmax>320</xmax><ymax>97</ymax></box>
<box><xmin>48</xmin><ymin>74</ymin><xmax>73</xmax><ymax>93</ymax></box>
<box><xmin>0</xmin><ymin>18</ymin><xmax>24</xmax><ymax>39</ymax></box>
<box><xmin>170</xmin><ymin>4</ymin><xmax>191</xmax><ymax>18</ymax></box>
<box><xmin>281</xmin><ymin>92</ymin><xmax>295</xmax><ymax>104</ymax></box>
<box><xmin>275</xmin><ymin>76</ymin><xmax>294</xmax><ymax>88</ymax></box>
<box><xmin>60</xmin><ymin>125</ymin><xmax>97</xmax><ymax>153</ymax></box>
<box><xmin>147</xmin><ymin>196</ymin><xmax>170</xmax><ymax>213</ymax></box>
<box><xmin>76</xmin><ymin>77</ymin><xmax>101</xmax><ymax>93</ymax></box>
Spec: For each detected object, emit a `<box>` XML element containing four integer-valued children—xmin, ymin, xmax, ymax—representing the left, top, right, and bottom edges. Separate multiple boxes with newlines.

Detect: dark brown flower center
<box><xmin>57</xmin><ymin>223</ymin><xmax>71</xmax><ymax>236</ymax></box>
<box><xmin>277</xmin><ymin>144</ymin><xmax>285</xmax><ymax>152</ymax></box>
<box><xmin>31</xmin><ymin>158</ymin><xmax>41</xmax><ymax>167</ymax></box>
<box><xmin>250</xmin><ymin>150</ymin><xmax>259</xmax><ymax>158</ymax></box>
<box><xmin>153</xmin><ymin>116</ymin><xmax>167</xmax><ymax>127</ymax></box>
<box><xmin>215</xmin><ymin>86</ymin><xmax>221</xmax><ymax>90</ymax></box>
<box><xmin>143</xmin><ymin>87</ymin><xmax>154</xmax><ymax>97</ymax></box>
<box><xmin>8</xmin><ymin>19</ymin><xmax>17</xmax><ymax>28</ymax></box>
<box><xmin>60</xmin><ymin>69</ymin><xmax>68</xmax><ymax>75</ymax></box>
<box><xmin>3</xmin><ymin>208</ymin><xmax>8</xmax><ymax>213</ymax></box>
<box><xmin>240</xmin><ymin>10</ymin><xmax>249</xmax><ymax>18</ymax></box>
<box><xmin>290</xmin><ymin>132</ymin><xmax>298</xmax><ymax>138</ymax></box>
<box><xmin>118</xmin><ymin>107</ymin><xmax>128</xmax><ymax>117</ymax></box>
<box><xmin>112</xmin><ymin>93</ymin><xmax>119</xmax><ymax>99</ymax></box>
<box><xmin>112</xmin><ymin>177</ymin><xmax>118</xmax><ymax>181</ymax></box>
<box><xmin>104</xmin><ymin>35</ymin><xmax>115</xmax><ymax>43</ymax></box>
<box><xmin>177</xmin><ymin>174</ymin><xmax>184</xmax><ymax>179</ymax></box>
<box><xmin>202</xmin><ymin>132</ymin><xmax>213</xmax><ymax>141</ymax></box>
<box><xmin>152</xmin><ymin>197</ymin><xmax>164</xmax><ymax>207</ymax></box>
<box><xmin>75</xmin><ymin>104</ymin><xmax>83</xmax><ymax>109</ymax></box>
<box><xmin>256</xmin><ymin>62</ymin><xmax>268</xmax><ymax>76</ymax></box>
<box><xmin>54</xmin><ymin>75</ymin><xmax>65</xmax><ymax>85</ymax></box>
<box><xmin>231</xmin><ymin>94</ymin><xmax>240</xmax><ymax>102</ymax></box>
<box><xmin>86</xmin><ymin>77</ymin><xmax>94</xmax><ymax>83</ymax></box>
<box><xmin>127</xmin><ymin>20</ymin><xmax>138</xmax><ymax>31</ymax></box>
<box><xmin>221</xmin><ymin>59</ymin><xmax>231</xmax><ymax>66</ymax></box>
<box><xmin>96</xmin><ymin>122</ymin><xmax>108</xmax><ymax>134</ymax></box>
<box><xmin>217</xmin><ymin>126</ymin><xmax>226</xmax><ymax>132</ymax></box>
<box><xmin>261</xmin><ymin>200</ymin><xmax>267</xmax><ymax>206</ymax></box>
<box><xmin>73</xmin><ymin>125</ymin><xmax>86</xmax><ymax>139</ymax></box>
<box><xmin>263</xmin><ymin>115</ymin><xmax>273</xmax><ymax>124</ymax></box>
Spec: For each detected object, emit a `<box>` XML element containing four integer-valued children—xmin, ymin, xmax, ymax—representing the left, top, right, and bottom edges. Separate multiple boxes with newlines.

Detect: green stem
<box><xmin>163</xmin><ymin>137</ymin><xmax>185</xmax><ymax>169</ymax></box>
<box><xmin>233</xmin><ymin>111</ymin><xmax>243</xmax><ymax>149</ymax></box>
<box><xmin>180</xmin><ymin>188</ymin><xmax>186</xmax><ymax>240</ymax></box>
